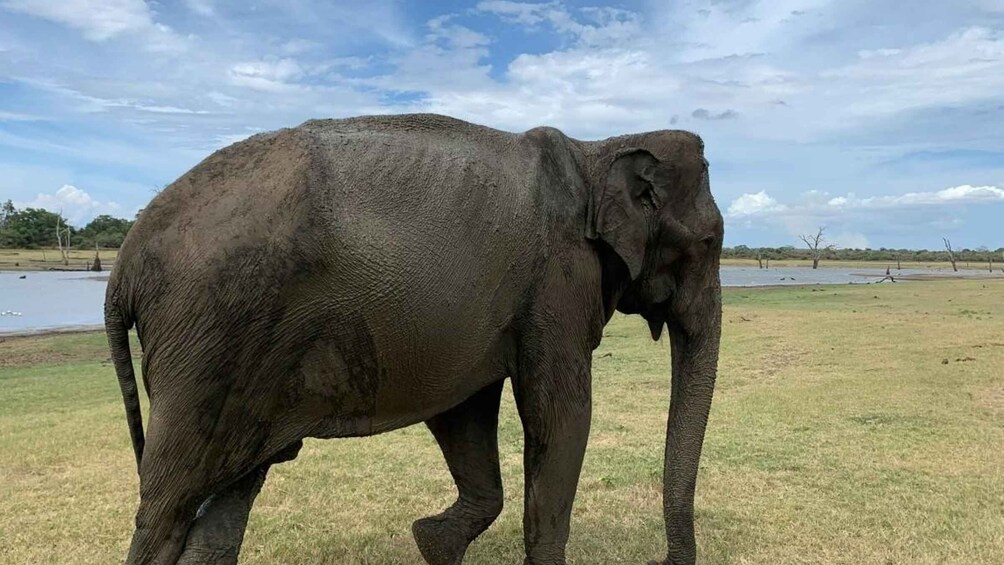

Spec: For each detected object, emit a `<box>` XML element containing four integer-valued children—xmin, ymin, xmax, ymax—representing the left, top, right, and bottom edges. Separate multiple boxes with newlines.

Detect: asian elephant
<box><xmin>105</xmin><ymin>113</ymin><xmax>723</xmax><ymax>565</ymax></box>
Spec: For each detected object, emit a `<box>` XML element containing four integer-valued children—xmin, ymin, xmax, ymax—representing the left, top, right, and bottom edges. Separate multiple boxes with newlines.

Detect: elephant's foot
<box><xmin>412</xmin><ymin>495</ymin><xmax>502</xmax><ymax>565</ymax></box>
<box><xmin>176</xmin><ymin>545</ymin><xmax>239</xmax><ymax>565</ymax></box>
<box><xmin>412</xmin><ymin>514</ymin><xmax>471</xmax><ymax>565</ymax></box>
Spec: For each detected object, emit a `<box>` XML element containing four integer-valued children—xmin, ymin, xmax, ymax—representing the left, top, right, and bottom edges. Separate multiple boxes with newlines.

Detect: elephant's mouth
<box><xmin>613</xmin><ymin>283</ymin><xmax>670</xmax><ymax>341</ymax></box>
<box><xmin>641</xmin><ymin>300</ymin><xmax>670</xmax><ymax>342</ymax></box>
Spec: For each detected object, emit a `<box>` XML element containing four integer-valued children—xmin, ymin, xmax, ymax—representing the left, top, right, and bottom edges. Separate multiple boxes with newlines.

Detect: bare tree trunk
<box><xmin>800</xmin><ymin>227</ymin><xmax>832</xmax><ymax>271</ymax></box>
<box><xmin>765</xmin><ymin>257</ymin><xmax>770</xmax><ymax>269</ymax></box>
<box><xmin>897</xmin><ymin>258</ymin><xmax>901</xmax><ymax>270</ymax></box>
<box><xmin>91</xmin><ymin>243</ymin><xmax>102</xmax><ymax>272</ymax></box>
<box><xmin>757</xmin><ymin>253</ymin><xmax>763</xmax><ymax>269</ymax></box>
<box><xmin>55</xmin><ymin>215</ymin><xmax>70</xmax><ymax>267</ymax></box>
<box><xmin>943</xmin><ymin>238</ymin><xmax>958</xmax><ymax>272</ymax></box>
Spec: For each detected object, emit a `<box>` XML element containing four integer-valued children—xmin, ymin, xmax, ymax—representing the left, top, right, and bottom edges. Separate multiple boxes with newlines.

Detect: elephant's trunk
<box><xmin>661</xmin><ymin>281</ymin><xmax>722</xmax><ymax>565</ymax></box>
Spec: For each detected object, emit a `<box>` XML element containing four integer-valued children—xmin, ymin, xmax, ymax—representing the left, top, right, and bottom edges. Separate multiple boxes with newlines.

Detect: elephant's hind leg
<box><xmin>176</xmin><ymin>441</ymin><xmax>302</xmax><ymax>564</ymax></box>
<box><xmin>413</xmin><ymin>380</ymin><xmax>505</xmax><ymax>565</ymax></box>
<box><xmin>175</xmin><ymin>466</ymin><xmax>267</xmax><ymax>565</ymax></box>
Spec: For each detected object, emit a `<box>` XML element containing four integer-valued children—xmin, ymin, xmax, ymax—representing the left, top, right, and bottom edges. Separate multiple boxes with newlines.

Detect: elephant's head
<box><xmin>586</xmin><ymin>130</ymin><xmax>723</xmax><ymax>565</ymax></box>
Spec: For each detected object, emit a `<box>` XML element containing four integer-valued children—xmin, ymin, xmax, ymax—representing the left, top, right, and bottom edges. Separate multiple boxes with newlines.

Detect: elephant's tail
<box><xmin>105</xmin><ymin>296</ymin><xmax>144</xmax><ymax>472</ymax></box>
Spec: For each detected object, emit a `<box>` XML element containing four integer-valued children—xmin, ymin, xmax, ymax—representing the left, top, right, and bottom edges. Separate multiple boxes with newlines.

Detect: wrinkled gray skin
<box><xmin>106</xmin><ymin>114</ymin><xmax>723</xmax><ymax>565</ymax></box>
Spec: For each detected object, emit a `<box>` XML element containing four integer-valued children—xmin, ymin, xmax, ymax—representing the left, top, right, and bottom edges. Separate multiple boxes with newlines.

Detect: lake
<box><xmin>0</xmin><ymin>267</ymin><xmax>997</xmax><ymax>334</ymax></box>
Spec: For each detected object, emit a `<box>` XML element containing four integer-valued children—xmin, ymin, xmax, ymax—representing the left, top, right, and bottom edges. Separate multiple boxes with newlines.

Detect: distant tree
<box><xmin>0</xmin><ymin>200</ymin><xmax>17</xmax><ymax>246</ymax></box>
<box><xmin>799</xmin><ymin>227</ymin><xmax>834</xmax><ymax>269</ymax></box>
<box><xmin>0</xmin><ymin>199</ymin><xmax>15</xmax><ymax>227</ymax></box>
<box><xmin>942</xmin><ymin>238</ymin><xmax>958</xmax><ymax>272</ymax></box>
<box><xmin>0</xmin><ymin>207</ymin><xmax>67</xmax><ymax>248</ymax></box>
<box><xmin>78</xmin><ymin>214</ymin><xmax>134</xmax><ymax>248</ymax></box>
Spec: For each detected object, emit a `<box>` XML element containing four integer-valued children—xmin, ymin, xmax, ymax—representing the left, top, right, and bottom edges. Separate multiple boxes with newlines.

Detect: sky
<box><xmin>0</xmin><ymin>0</ymin><xmax>1002</xmax><ymax>249</ymax></box>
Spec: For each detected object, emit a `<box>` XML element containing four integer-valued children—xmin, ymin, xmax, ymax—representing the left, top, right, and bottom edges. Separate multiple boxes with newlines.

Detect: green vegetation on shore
<box><xmin>723</xmin><ymin>244</ymin><xmax>1004</xmax><ymax>266</ymax></box>
<box><xmin>0</xmin><ymin>200</ymin><xmax>134</xmax><ymax>251</ymax></box>
<box><xmin>2</xmin><ymin>279</ymin><xmax>1001</xmax><ymax>564</ymax></box>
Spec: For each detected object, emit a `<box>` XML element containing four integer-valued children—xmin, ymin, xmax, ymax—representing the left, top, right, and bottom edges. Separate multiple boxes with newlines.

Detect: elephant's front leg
<box><xmin>413</xmin><ymin>380</ymin><xmax>505</xmax><ymax>565</ymax></box>
<box><xmin>513</xmin><ymin>346</ymin><xmax>592</xmax><ymax>565</ymax></box>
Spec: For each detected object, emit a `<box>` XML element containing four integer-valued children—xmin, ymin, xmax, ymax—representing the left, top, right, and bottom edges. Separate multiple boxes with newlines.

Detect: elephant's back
<box><xmin>111</xmin><ymin>114</ymin><xmax>541</xmax><ymax>343</ymax></box>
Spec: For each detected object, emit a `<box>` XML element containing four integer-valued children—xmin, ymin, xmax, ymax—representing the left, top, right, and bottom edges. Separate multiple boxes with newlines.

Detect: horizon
<box><xmin>1</xmin><ymin>1</ymin><xmax>1002</xmax><ymax>249</ymax></box>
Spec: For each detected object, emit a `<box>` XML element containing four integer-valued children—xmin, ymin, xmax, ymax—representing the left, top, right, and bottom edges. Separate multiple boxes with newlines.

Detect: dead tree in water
<box><xmin>55</xmin><ymin>213</ymin><xmax>71</xmax><ymax>267</ymax></box>
<box><xmin>799</xmin><ymin>227</ymin><xmax>833</xmax><ymax>269</ymax></box>
<box><xmin>757</xmin><ymin>252</ymin><xmax>763</xmax><ymax>269</ymax></box>
<box><xmin>91</xmin><ymin>243</ymin><xmax>102</xmax><ymax>272</ymax></box>
<box><xmin>943</xmin><ymin>238</ymin><xmax>958</xmax><ymax>272</ymax></box>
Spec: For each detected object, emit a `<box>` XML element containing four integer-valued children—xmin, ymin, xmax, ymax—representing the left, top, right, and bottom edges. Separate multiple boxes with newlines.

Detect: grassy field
<box><xmin>0</xmin><ymin>248</ymin><xmax>118</xmax><ymax>271</ymax></box>
<box><xmin>1</xmin><ymin>280</ymin><xmax>1002</xmax><ymax>564</ymax></box>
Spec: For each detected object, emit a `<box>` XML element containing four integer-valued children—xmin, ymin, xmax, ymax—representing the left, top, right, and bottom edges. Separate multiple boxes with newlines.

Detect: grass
<box><xmin>0</xmin><ymin>248</ymin><xmax>118</xmax><ymax>271</ymax></box>
<box><xmin>1</xmin><ymin>280</ymin><xmax>1002</xmax><ymax>563</ymax></box>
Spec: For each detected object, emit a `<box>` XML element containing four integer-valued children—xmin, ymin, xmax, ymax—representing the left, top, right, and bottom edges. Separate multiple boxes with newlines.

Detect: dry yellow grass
<box><xmin>1</xmin><ymin>279</ymin><xmax>1002</xmax><ymax>563</ymax></box>
<box><xmin>0</xmin><ymin>248</ymin><xmax>118</xmax><ymax>271</ymax></box>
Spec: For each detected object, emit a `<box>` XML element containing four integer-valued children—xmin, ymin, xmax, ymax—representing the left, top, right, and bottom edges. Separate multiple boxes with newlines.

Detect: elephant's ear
<box><xmin>587</xmin><ymin>148</ymin><xmax>667</xmax><ymax>279</ymax></box>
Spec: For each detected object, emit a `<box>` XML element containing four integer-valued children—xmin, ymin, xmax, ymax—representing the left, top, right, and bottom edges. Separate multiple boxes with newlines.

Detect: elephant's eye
<box><xmin>700</xmin><ymin>235</ymin><xmax>716</xmax><ymax>247</ymax></box>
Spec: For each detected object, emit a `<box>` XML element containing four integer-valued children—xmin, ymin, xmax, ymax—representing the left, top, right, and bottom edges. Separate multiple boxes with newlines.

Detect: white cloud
<box><xmin>823</xmin><ymin>27</ymin><xmax>1004</xmax><ymax>119</ymax></box>
<box><xmin>2</xmin><ymin>0</ymin><xmax>153</xmax><ymax>40</ymax></box>
<box><xmin>183</xmin><ymin>0</ymin><xmax>214</xmax><ymax>17</ymax></box>
<box><xmin>729</xmin><ymin>184</ymin><xmax>1004</xmax><ymax>219</ymax></box>
<box><xmin>0</xmin><ymin>110</ymin><xmax>44</xmax><ymax>121</ymax></box>
<box><xmin>727</xmin><ymin>190</ymin><xmax>788</xmax><ymax>217</ymax></box>
<box><xmin>230</xmin><ymin>58</ymin><xmax>306</xmax><ymax>93</ymax></box>
<box><xmin>1</xmin><ymin>0</ymin><xmax>187</xmax><ymax>52</ymax></box>
<box><xmin>19</xmin><ymin>184</ymin><xmax>122</xmax><ymax>225</ymax></box>
<box><xmin>826</xmin><ymin>185</ymin><xmax>1004</xmax><ymax>209</ymax></box>
<box><xmin>477</xmin><ymin>1</ymin><xmax>641</xmax><ymax>46</ymax></box>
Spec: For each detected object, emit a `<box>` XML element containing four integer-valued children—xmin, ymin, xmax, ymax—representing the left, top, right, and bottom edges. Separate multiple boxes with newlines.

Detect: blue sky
<box><xmin>0</xmin><ymin>0</ymin><xmax>1002</xmax><ymax>249</ymax></box>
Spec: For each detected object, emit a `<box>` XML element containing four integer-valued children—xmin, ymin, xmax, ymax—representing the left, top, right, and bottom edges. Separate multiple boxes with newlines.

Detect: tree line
<box><xmin>723</xmin><ymin>244</ymin><xmax>1004</xmax><ymax>264</ymax></box>
<box><xmin>0</xmin><ymin>200</ymin><xmax>136</xmax><ymax>249</ymax></box>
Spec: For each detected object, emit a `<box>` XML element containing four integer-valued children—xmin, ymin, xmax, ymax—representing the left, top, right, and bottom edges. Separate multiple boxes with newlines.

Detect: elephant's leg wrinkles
<box><xmin>513</xmin><ymin>347</ymin><xmax>592</xmax><ymax>565</ymax></box>
<box><xmin>175</xmin><ymin>466</ymin><xmax>268</xmax><ymax>565</ymax></box>
<box><xmin>176</xmin><ymin>441</ymin><xmax>302</xmax><ymax>564</ymax></box>
<box><xmin>413</xmin><ymin>380</ymin><xmax>505</xmax><ymax>565</ymax></box>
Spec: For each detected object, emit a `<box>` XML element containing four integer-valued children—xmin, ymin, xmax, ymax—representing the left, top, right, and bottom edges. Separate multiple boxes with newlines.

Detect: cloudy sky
<box><xmin>1</xmin><ymin>0</ymin><xmax>1002</xmax><ymax>249</ymax></box>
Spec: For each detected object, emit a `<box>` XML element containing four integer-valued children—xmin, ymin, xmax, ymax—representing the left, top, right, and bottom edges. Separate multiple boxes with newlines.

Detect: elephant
<box><xmin>105</xmin><ymin>113</ymin><xmax>723</xmax><ymax>565</ymax></box>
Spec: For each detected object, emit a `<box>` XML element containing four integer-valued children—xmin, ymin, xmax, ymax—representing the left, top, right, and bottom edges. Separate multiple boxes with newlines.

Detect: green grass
<box><xmin>1</xmin><ymin>280</ymin><xmax>1002</xmax><ymax>563</ymax></box>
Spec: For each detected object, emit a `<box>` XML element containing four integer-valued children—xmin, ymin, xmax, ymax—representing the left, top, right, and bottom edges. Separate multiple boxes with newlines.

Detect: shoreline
<box><xmin>0</xmin><ymin>324</ymin><xmax>105</xmax><ymax>339</ymax></box>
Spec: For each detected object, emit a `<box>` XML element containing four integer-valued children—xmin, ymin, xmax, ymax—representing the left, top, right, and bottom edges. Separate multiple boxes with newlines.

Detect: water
<box><xmin>0</xmin><ymin>267</ymin><xmax>998</xmax><ymax>334</ymax></box>
<box><xmin>1</xmin><ymin>271</ymin><xmax>109</xmax><ymax>335</ymax></box>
